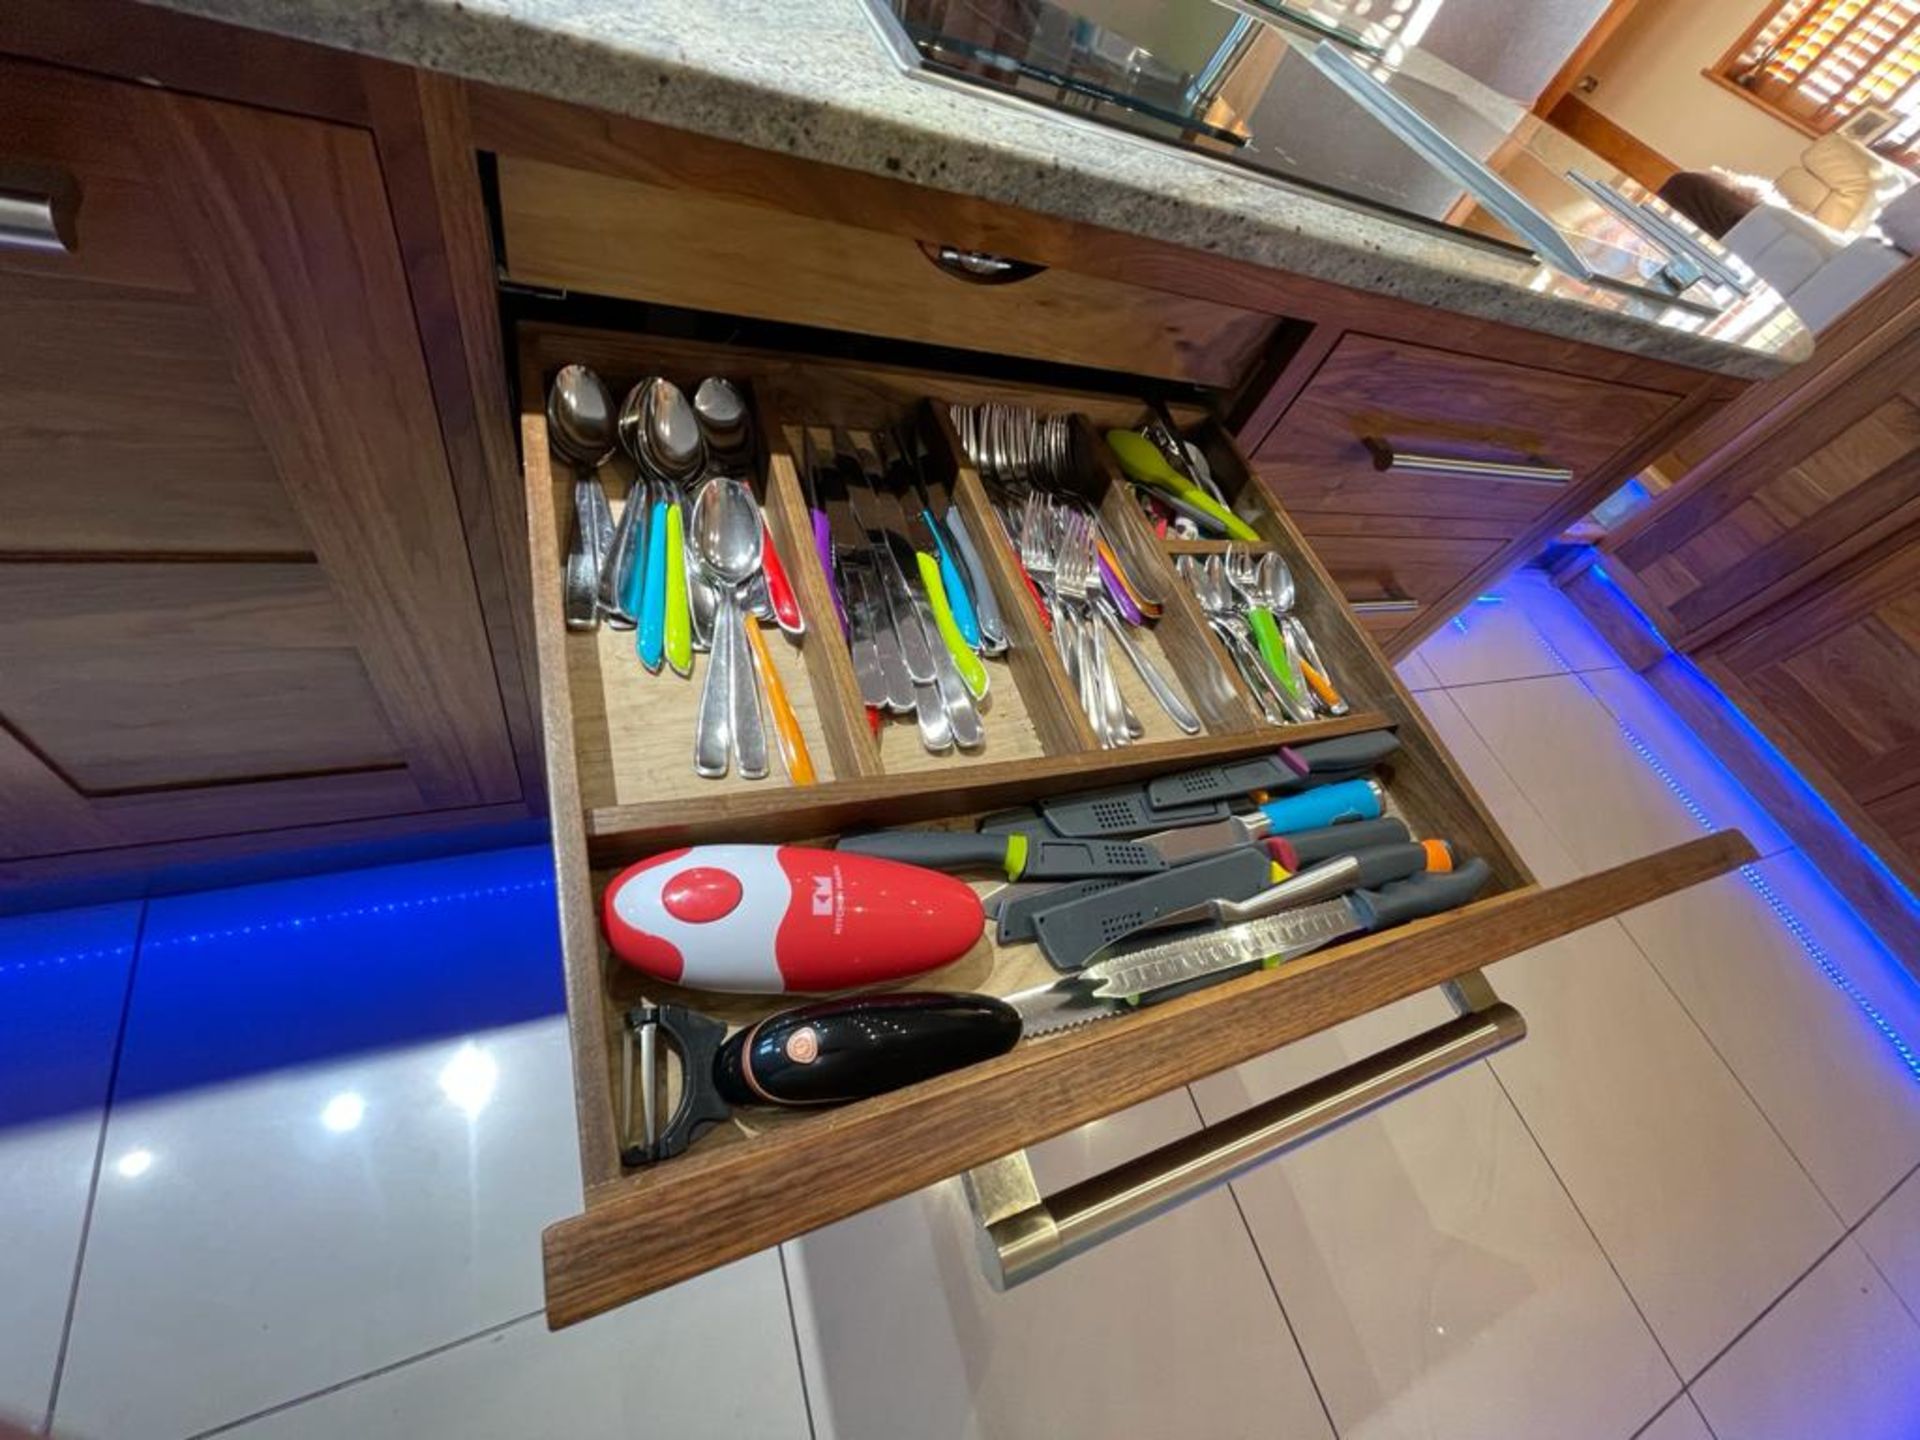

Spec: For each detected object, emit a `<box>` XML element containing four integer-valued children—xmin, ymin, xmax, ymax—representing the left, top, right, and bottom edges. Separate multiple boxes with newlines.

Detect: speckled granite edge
<box><xmin>134</xmin><ymin>0</ymin><xmax>1808</xmax><ymax>380</ymax></box>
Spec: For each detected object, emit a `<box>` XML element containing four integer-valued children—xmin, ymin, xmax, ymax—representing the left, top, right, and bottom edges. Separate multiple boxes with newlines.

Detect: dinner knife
<box><xmin>1007</xmin><ymin>859</ymin><xmax>1493</xmax><ymax>1036</ymax></box>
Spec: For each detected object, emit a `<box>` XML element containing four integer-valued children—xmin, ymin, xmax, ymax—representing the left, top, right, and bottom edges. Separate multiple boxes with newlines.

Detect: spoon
<box><xmin>694</xmin><ymin>378</ymin><xmax>805</xmax><ymax>637</ymax></box>
<box><xmin>632</xmin><ymin>380</ymin><xmax>704</xmax><ymax>676</ymax></box>
<box><xmin>547</xmin><ymin>365</ymin><xmax>617</xmax><ymax>632</ymax></box>
<box><xmin>691</xmin><ymin>477</ymin><xmax>768</xmax><ymax>780</ymax></box>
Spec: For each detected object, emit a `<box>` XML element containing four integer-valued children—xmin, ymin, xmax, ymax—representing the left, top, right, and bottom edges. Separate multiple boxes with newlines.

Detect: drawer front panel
<box><xmin>496</xmin><ymin>157</ymin><xmax>1278</xmax><ymax>388</ymax></box>
<box><xmin>1253</xmin><ymin>333</ymin><xmax>1680</xmax><ymax>525</ymax></box>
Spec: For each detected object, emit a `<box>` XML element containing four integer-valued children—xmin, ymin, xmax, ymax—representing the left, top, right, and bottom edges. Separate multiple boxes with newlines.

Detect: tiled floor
<box><xmin>4</xmin><ymin>566</ymin><xmax>1919</xmax><ymax>1438</ymax></box>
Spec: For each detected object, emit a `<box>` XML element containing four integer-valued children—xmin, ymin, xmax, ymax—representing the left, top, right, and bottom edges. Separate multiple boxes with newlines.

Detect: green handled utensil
<box><xmin>664</xmin><ymin>497</ymin><xmax>693</xmax><ymax>677</ymax></box>
<box><xmin>1105</xmin><ymin>430</ymin><xmax>1261</xmax><ymax>541</ymax></box>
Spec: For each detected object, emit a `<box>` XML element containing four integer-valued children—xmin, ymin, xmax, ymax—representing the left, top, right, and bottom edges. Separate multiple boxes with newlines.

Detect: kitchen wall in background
<box><xmin>1418</xmin><ymin>0</ymin><xmax>1614</xmax><ymax>105</ymax></box>
<box><xmin>1582</xmin><ymin>0</ymin><xmax>1809</xmax><ymax>177</ymax></box>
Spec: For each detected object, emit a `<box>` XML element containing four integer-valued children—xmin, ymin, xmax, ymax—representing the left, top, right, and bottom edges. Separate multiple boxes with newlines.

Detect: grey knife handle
<box><xmin>1034</xmin><ymin>845</ymin><xmax>1275</xmax><ymax>972</ymax></box>
<box><xmin>1293</xmin><ymin>731</ymin><xmax>1401</xmax><ymax>783</ymax></box>
<box><xmin>1344</xmin><ymin>842</ymin><xmax>1439</xmax><ymax>891</ymax></box>
<box><xmin>1146</xmin><ymin>750</ymin><xmax>1308</xmax><ymax>808</ymax></box>
<box><xmin>1280</xmin><ymin>817</ymin><xmax>1411</xmax><ymax>869</ymax></box>
<box><xmin>838</xmin><ymin>830</ymin><xmax>1010</xmax><ymax>872</ymax></box>
<box><xmin>1352</xmin><ymin>859</ymin><xmax>1492</xmax><ymax>931</ymax></box>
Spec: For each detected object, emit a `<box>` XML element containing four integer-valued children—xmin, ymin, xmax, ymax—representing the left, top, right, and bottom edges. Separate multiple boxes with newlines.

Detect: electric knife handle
<box><xmin>915</xmin><ymin>549</ymin><xmax>989</xmax><ymax>698</ymax></box>
<box><xmin>714</xmin><ymin>993</ymin><xmax>1022</xmax><ymax>1107</ymax></box>
<box><xmin>838</xmin><ymin>829</ymin><xmax>1018</xmax><ymax>877</ymax></box>
<box><xmin>1353</xmin><ymin>858</ymin><xmax>1492</xmax><ymax>931</ymax></box>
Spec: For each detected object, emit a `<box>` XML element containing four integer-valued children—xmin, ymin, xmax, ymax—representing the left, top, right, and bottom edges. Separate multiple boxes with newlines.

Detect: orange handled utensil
<box><xmin>744</xmin><ymin>618</ymin><xmax>816</xmax><ymax>785</ymax></box>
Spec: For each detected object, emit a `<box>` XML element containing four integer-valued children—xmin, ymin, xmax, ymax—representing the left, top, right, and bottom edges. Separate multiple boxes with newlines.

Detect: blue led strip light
<box><xmin>0</xmin><ymin>941</ymin><xmax>137</xmax><ymax>982</ymax></box>
<box><xmin>145</xmin><ymin>877</ymin><xmax>555</xmax><ymax>952</ymax></box>
<box><xmin>1515</xmin><ymin>572</ymin><xmax>1920</xmax><ymax>1081</ymax></box>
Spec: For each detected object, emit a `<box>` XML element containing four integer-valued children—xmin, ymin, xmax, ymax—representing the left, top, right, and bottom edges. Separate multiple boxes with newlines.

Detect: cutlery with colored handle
<box><xmin>744</xmin><ymin>616</ymin><xmax>816</xmax><ymax>785</ymax></box>
<box><xmin>664</xmin><ymin>492</ymin><xmax>693</xmax><ymax>677</ymax></box>
<box><xmin>1105</xmin><ymin>430</ymin><xmax>1260</xmax><ymax>541</ymax></box>
<box><xmin>636</xmin><ymin>488</ymin><xmax>671</xmax><ymax>671</ymax></box>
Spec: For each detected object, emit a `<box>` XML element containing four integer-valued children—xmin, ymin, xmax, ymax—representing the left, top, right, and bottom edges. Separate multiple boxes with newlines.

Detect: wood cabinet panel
<box><xmin>1291</xmin><ymin>530</ymin><xmax>1506</xmax><ymax>611</ymax></box>
<box><xmin>0</xmin><ymin>564</ymin><xmax>401</xmax><ymax>794</ymax></box>
<box><xmin>1709</xmin><ymin>536</ymin><xmax>1920</xmax><ymax>833</ymax></box>
<box><xmin>0</xmin><ymin>56</ymin><xmax>520</xmax><ymax>865</ymax></box>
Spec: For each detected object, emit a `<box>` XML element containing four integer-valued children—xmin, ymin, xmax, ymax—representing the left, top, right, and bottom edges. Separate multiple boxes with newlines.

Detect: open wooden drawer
<box><xmin>517</xmin><ymin>320</ymin><xmax>1756</xmax><ymax>1328</ymax></box>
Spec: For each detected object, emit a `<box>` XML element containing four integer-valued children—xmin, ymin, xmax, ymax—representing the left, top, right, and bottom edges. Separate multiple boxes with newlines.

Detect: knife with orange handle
<box><xmin>744</xmin><ymin>617</ymin><xmax>816</xmax><ymax>785</ymax></box>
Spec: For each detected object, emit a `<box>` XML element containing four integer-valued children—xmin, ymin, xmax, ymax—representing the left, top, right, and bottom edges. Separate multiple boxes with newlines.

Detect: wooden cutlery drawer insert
<box><xmin>519</xmin><ymin>321</ymin><xmax>1757</xmax><ymax>1326</ymax></box>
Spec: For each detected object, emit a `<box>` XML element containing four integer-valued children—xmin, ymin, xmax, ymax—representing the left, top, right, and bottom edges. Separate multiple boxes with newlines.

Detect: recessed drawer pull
<box><xmin>964</xmin><ymin>972</ymin><xmax>1524</xmax><ymax>1287</ymax></box>
<box><xmin>1350</xmin><ymin>595</ymin><xmax>1422</xmax><ymax>615</ymax></box>
<box><xmin>919</xmin><ymin>242</ymin><xmax>1046</xmax><ymax>285</ymax></box>
<box><xmin>1365</xmin><ymin>439</ymin><xmax>1573</xmax><ymax>487</ymax></box>
<box><xmin>0</xmin><ymin>173</ymin><xmax>79</xmax><ymax>254</ymax></box>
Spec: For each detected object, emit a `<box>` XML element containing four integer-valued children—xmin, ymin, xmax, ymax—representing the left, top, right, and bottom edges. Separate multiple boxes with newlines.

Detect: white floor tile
<box><xmin>1691</xmin><ymin>1240</ymin><xmax>1920</xmax><ymax>1440</ymax></box>
<box><xmin>1486</xmin><ymin>917</ymin><xmax>1841</xmax><ymax>1379</ymax></box>
<box><xmin>1395</xmin><ymin>649</ymin><xmax>1442</xmax><ymax>693</ymax></box>
<box><xmin>1412</xmin><ymin>573</ymin><xmax>1620</xmax><ymax>688</ymax></box>
<box><xmin>1859</xmin><ymin>1166</ymin><xmax>1920</xmax><ymax>1319</ymax></box>
<box><xmin>1413</xmin><ymin>688</ymin><xmax>1581</xmax><ymax>885</ymax></box>
<box><xmin>56</xmin><ymin>849</ymin><xmax>580</xmax><ymax>1440</ymax></box>
<box><xmin>787</xmin><ymin>1089</ymin><xmax>1334</xmax><ymax>1440</ymax></box>
<box><xmin>1447</xmin><ymin>674</ymin><xmax>1789</xmax><ymax>879</ymax></box>
<box><xmin>1636</xmin><ymin>1395</ymin><xmax>1714</xmax><ymax>1440</ymax></box>
<box><xmin>0</xmin><ymin>902</ymin><xmax>140</xmax><ymax>1431</ymax></box>
<box><xmin>212</xmin><ymin>1253</ymin><xmax>809</xmax><ymax>1440</ymax></box>
<box><xmin>1621</xmin><ymin>852</ymin><xmax>1920</xmax><ymax>1224</ymax></box>
<box><xmin>1190</xmin><ymin>993</ymin><xmax>1676</xmax><ymax>1440</ymax></box>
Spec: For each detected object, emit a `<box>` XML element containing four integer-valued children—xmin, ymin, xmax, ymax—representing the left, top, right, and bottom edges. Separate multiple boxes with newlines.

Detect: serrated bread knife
<box><xmin>1006</xmin><ymin>859</ymin><xmax>1492</xmax><ymax>1037</ymax></box>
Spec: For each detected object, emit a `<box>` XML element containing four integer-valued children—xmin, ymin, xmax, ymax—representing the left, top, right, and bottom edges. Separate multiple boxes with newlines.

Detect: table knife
<box><xmin>1007</xmin><ymin>859</ymin><xmax>1492</xmax><ymax>1036</ymax></box>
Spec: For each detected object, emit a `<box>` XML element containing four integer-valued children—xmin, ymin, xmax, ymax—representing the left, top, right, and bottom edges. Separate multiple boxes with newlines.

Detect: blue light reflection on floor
<box><xmin>1522</xmin><ymin>565</ymin><xmax>1920</xmax><ymax>1082</ymax></box>
<box><xmin>0</xmin><ymin>846</ymin><xmax>563</xmax><ymax>1129</ymax></box>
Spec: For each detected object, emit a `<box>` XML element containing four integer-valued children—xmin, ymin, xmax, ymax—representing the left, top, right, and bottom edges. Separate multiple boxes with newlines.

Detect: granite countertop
<box><xmin>141</xmin><ymin>0</ymin><xmax>1812</xmax><ymax>379</ymax></box>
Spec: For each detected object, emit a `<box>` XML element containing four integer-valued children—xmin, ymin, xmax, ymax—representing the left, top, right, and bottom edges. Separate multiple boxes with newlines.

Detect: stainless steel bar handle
<box><xmin>1349</xmin><ymin>596</ymin><xmax>1421</xmax><ymax>615</ymax></box>
<box><xmin>1367</xmin><ymin>440</ymin><xmax>1573</xmax><ymax>487</ymax></box>
<box><xmin>0</xmin><ymin>184</ymin><xmax>77</xmax><ymax>254</ymax></box>
<box><xmin>966</xmin><ymin>980</ymin><xmax>1524</xmax><ymax>1289</ymax></box>
<box><xmin>919</xmin><ymin>243</ymin><xmax>1046</xmax><ymax>286</ymax></box>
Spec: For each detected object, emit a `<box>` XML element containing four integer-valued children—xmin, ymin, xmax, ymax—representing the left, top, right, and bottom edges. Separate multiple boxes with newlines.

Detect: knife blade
<box><xmin>1005</xmin><ymin>859</ymin><xmax>1492</xmax><ymax>1035</ymax></box>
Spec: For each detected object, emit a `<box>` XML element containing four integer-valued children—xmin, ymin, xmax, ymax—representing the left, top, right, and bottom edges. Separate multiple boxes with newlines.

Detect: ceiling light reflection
<box><xmin>321</xmin><ymin>1092</ymin><xmax>366</xmax><ymax>1133</ymax></box>
<box><xmin>438</xmin><ymin>1042</ymin><xmax>498</xmax><ymax>1118</ymax></box>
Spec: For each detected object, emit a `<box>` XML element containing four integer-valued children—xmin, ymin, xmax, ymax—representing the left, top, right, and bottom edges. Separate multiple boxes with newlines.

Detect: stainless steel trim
<box><xmin>1564</xmin><ymin>170</ymin><xmax>1753</xmax><ymax>296</ymax></box>
<box><xmin>1308</xmin><ymin>42</ymin><xmax>1595</xmax><ymax>281</ymax></box>
<box><xmin>1349</xmin><ymin>596</ymin><xmax>1422</xmax><ymax>615</ymax></box>
<box><xmin>967</xmin><ymin>972</ymin><xmax>1524</xmax><ymax>1287</ymax></box>
<box><xmin>1367</xmin><ymin>440</ymin><xmax>1574</xmax><ymax>487</ymax></box>
<box><xmin>0</xmin><ymin>184</ymin><xmax>76</xmax><ymax>254</ymax></box>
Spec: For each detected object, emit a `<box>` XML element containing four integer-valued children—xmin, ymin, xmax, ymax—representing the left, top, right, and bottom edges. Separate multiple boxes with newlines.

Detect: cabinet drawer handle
<box><xmin>964</xmin><ymin>972</ymin><xmax>1523</xmax><ymax>1287</ymax></box>
<box><xmin>1350</xmin><ymin>595</ymin><xmax>1422</xmax><ymax>616</ymax></box>
<box><xmin>919</xmin><ymin>243</ymin><xmax>1046</xmax><ymax>285</ymax></box>
<box><xmin>0</xmin><ymin>172</ymin><xmax>79</xmax><ymax>255</ymax></box>
<box><xmin>1365</xmin><ymin>439</ymin><xmax>1572</xmax><ymax>487</ymax></box>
